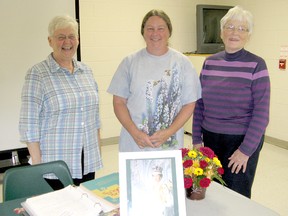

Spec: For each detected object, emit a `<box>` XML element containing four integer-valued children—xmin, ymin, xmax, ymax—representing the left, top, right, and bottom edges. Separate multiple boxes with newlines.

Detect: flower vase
<box><xmin>186</xmin><ymin>187</ymin><xmax>206</xmax><ymax>200</ymax></box>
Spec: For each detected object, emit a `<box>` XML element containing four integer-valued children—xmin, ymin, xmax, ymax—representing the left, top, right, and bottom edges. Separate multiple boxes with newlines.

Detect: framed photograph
<box><xmin>119</xmin><ymin>150</ymin><xmax>186</xmax><ymax>216</ymax></box>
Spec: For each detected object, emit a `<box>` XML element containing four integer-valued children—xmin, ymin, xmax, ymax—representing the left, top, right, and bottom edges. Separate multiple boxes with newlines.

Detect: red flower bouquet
<box><xmin>181</xmin><ymin>147</ymin><xmax>226</xmax><ymax>191</ymax></box>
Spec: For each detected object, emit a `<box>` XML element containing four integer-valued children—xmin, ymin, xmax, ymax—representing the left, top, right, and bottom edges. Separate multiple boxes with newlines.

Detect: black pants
<box><xmin>45</xmin><ymin>150</ymin><xmax>95</xmax><ymax>190</ymax></box>
<box><xmin>202</xmin><ymin>128</ymin><xmax>263</xmax><ymax>198</ymax></box>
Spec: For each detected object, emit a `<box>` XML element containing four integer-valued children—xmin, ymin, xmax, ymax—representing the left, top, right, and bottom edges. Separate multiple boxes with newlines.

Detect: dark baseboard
<box><xmin>100</xmin><ymin>137</ymin><xmax>119</xmax><ymax>146</ymax></box>
<box><xmin>1</xmin><ymin>135</ymin><xmax>284</xmax><ymax>173</ymax></box>
<box><xmin>264</xmin><ymin>135</ymin><xmax>288</xmax><ymax>150</ymax></box>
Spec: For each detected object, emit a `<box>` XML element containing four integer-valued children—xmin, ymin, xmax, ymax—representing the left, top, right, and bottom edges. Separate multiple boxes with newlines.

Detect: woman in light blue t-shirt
<box><xmin>107</xmin><ymin>9</ymin><xmax>201</xmax><ymax>152</ymax></box>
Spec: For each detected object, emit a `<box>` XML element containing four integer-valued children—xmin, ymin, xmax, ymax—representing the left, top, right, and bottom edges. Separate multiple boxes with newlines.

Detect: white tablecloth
<box><xmin>186</xmin><ymin>182</ymin><xmax>279</xmax><ymax>216</ymax></box>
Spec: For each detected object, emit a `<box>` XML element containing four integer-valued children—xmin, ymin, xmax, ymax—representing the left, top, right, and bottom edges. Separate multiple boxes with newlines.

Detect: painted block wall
<box><xmin>79</xmin><ymin>0</ymin><xmax>288</xmax><ymax>143</ymax></box>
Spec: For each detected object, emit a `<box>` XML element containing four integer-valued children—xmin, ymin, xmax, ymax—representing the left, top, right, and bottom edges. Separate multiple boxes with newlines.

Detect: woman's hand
<box><xmin>27</xmin><ymin>142</ymin><xmax>41</xmax><ymax>165</ymax></box>
<box><xmin>149</xmin><ymin>129</ymin><xmax>171</xmax><ymax>148</ymax></box>
<box><xmin>132</xmin><ymin>130</ymin><xmax>154</xmax><ymax>149</ymax></box>
<box><xmin>228</xmin><ymin>149</ymin><xmax>249</xmax><ymax>174</ymax></box>
<box><xmin>193</xmin><ymin>143</ymin><xmax>203</xmax><ymax>150</ymax></box>
<box><xmin>113</xmin><ymin>95</ymin><xmax>155</xmax><ymax>149</ymax></box>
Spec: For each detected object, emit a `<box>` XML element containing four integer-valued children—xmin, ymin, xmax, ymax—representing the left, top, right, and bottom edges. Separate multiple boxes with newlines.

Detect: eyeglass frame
<box><xmin>53</xmin><ymin>34</ymin><xmax>78</xmax><ymax>41</ymax></box>
<box><xmin>223</xmin><ymin>24</ymin><xmax>249</xmax><ymax>33</ymax></box>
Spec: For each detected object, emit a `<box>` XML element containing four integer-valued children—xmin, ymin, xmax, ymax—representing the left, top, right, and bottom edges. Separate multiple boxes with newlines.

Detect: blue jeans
<box><xmin>202</xmin><ymin>128</ymin><xmax>263</xmax><ymax>198</ymax></box>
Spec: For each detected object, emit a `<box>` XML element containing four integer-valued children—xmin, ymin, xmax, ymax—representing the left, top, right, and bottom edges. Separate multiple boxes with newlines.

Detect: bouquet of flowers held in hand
<box><xmin>181</xmin><ymin>147</ymin><xmax>226</xmax><ymax>191</ymax></box>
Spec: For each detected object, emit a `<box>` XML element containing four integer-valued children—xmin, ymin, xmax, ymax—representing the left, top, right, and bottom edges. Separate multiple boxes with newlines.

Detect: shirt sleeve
<box><xmin>107</xmin><ymin>57</ymin><xmax>131</xmax><ymax>99</ymax></box>
<box><xmin>239</xmin><ymin>61</ymin><xmax>270</xmax><ymax>156</ymax></box>
<box><xmin>181</xmin><ymin>56</ymin><xmax>202</xmax><ymax>105</ymax></box>
<box><xmin>192</xmin><ymin>97</ymin><xmax>204</xmax><ymax>144</ymax></box>
<box><xmin>191</xmin><ymin>65</ymin><xmax>204</xmax><ymax>145</ymax></box>
<box><xmin>19</xmin><ymin>67</ymin><xmax>43</xmax><ymax>142</ymax></box>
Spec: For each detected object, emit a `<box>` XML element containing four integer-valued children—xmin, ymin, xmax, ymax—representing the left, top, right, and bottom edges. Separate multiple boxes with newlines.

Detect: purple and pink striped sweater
<box><xmin>192</xmin><ymin>49</ymin><xmax>270</xmax><ymax>156</ymax></box>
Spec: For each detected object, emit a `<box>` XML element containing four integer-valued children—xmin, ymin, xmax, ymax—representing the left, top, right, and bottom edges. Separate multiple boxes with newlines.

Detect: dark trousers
<box><xmin>45</xmin><ymin>150</ymin><xmax>95</xmax><ymax>190</ymax></box>
<box><xmin>202</xmin><ymin>128</ymin><xmax>263</xmax><ymax>198</ymax></box>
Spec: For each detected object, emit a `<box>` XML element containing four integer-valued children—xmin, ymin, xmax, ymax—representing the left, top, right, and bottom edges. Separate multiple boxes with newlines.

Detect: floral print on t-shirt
<box><xmin>138</xmin><ymin>64</ymin><xmax>182</xmax><ymax>149</ymax></box>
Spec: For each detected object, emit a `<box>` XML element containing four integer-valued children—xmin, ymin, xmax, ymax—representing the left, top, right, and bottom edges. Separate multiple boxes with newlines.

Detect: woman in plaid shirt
<box><xmin>19</xmin><ymin>15</ymin><xmax>103</xmax><ymax>189</ymax></box>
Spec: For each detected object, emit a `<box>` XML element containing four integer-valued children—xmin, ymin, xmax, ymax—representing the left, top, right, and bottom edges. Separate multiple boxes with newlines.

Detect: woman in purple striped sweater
<box><xmin>192</xmin><ymin>6</ymin><xmax>270</xmax><ymax>198</ymax></box>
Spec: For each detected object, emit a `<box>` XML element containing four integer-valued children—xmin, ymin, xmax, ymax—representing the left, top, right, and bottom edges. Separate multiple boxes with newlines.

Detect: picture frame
<box><xmin>119</xmin><ymin>150</ymin><xmax>186</xmax><ymax>216</ymax></box>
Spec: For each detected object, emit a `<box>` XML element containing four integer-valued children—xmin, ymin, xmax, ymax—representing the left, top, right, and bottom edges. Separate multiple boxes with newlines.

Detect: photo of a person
<box><xmin>150</xmin><ymin>166</ymin><xmax>174</xmax><ymax>216</ymax></box>
<box><xmin>127</xmin><ymin>159</ymin><xmax>176</xmax><ymax>216</ymax></box>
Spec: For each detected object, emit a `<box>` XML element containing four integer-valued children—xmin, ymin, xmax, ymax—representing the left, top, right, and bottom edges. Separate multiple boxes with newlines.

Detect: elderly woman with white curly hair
<box><xmin>19</xmin><ymin>15</ymin><xmax>103</xmax><ymax>189</ymax></box>
<box><xmin>192</xmin><ymin>6</ymin><xmax>270</xmax><ymax>198</ymax></box>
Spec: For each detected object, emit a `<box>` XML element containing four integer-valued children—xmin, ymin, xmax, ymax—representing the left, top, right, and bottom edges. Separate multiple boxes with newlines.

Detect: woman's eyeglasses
<box><xmin>53</xmin><ymin>34</ymin><xmax>78</xmax><ymax>41</ymax></box>
<box><xmin>224</xmin><ymin>24</ymin><xmax>249</xmax><ymax>33</ymax></box>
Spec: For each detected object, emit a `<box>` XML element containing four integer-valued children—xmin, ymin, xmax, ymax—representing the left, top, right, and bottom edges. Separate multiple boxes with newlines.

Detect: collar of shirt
<box><xmin>47</xmin><ymin>53</ymin><xmax>85</xmax><ymax>74</ymax></box>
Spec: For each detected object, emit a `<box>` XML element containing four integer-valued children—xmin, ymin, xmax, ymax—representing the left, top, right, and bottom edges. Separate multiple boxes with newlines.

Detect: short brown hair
<box><xmin>141</xmin><ymin>9</ymin><xmax>172</xmax><ymax>37</ymax></box>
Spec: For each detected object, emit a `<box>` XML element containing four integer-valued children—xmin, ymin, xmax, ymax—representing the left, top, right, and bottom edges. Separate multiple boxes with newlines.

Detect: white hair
<box><xmin>48</xmin><ymin>15</ymin><xmax>78</xmax><ymax>37</ymax></box>
<box><xmin>220</xmin><ymin>6</ymin><xmax>254</xmax><ymax>35</ymax></box>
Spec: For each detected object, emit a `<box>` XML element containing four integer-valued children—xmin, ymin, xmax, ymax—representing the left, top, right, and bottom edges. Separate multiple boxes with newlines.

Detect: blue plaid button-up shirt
<box><xmin>19</xmin><ymin>54</ymin><xmax>103</xmax><ymax>178</ymax></box>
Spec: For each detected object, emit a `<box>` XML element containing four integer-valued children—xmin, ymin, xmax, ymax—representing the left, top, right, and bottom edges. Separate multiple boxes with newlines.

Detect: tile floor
<box><xmin>1</xmin><ymin>134</ymin><xmax>287</xmax><ymax>216</ymax></box>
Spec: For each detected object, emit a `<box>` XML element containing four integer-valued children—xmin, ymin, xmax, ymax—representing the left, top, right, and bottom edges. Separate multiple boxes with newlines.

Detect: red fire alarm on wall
<box><xmin>279</xmin><ymin>59</ymin><xmax>286</xmax><ymax>70</ymax></box>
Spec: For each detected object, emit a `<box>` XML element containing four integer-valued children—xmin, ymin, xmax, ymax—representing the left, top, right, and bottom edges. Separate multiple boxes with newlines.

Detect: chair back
<box><xmin>2</xmin><ymin>160</ymin><xmax>74</xmax><ymax>201</ymax></box>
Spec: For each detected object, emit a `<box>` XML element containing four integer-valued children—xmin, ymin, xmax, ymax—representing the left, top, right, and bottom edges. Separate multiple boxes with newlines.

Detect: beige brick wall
<box><xmin>80</xmin><ymin>0</ymin><xmax>288</xmax><ymax>145</ymax></box>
